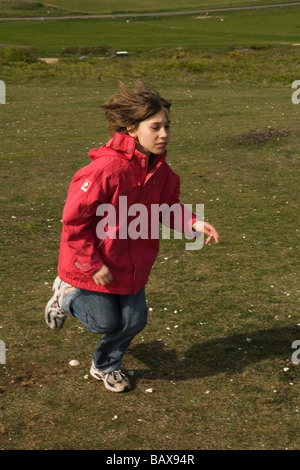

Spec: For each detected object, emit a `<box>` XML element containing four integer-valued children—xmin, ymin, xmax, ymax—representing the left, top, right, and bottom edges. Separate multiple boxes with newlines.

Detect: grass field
<box><xmin>0</xmin><ymin>0</ymin><xmax>297</xmax><ymax>17</ymax></box>
<box><xmin>1</xmin><ymin>7</ymin><xmax>300</xmax><ymax>56</ymax></box>
<box><xmin>1</xmin><ymin>3</ymin><xmax>300</xmax><ymax>452</ymax></box>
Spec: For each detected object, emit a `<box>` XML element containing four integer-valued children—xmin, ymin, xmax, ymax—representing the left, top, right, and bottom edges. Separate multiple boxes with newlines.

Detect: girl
<box><xmin>45</xmin><ymin>81</ymin><xmax>219</xmax><ymax>393</ymax></box>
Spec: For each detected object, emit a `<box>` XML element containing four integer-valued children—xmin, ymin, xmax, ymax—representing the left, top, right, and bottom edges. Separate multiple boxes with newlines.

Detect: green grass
<box><xmin>1</xmin><ymin>7</ymin><xmax>300</xmax><ymax>56</ymax></box>
<box><xmin>0</xmin><ymin>0</ymin><xmax>297</xmax><ymax>17</ymax></box>
<box><xmin>1</xmin><ymin>7</ymin><xmax>300</xmax><ymax>451</ymax></box>
<box><xmin>0</xmin><ymin>45</ymin><xmax>299</xmax><ymax>87</ymax></box>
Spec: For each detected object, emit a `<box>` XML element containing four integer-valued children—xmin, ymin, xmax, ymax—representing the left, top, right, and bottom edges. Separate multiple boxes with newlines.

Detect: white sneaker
<box><xmin>90</xmin><ymin>361</ymin><xmax>131</xmax><ymax>393</ymax></box>
<box><xmin>45</xmin><ymin>276</ymin><xmax>71</xmax><ymax>330</ymax></box>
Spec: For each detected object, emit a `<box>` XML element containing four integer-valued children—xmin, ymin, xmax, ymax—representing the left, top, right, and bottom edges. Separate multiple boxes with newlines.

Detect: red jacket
<box><xmin>58</xmin><ymin>132</ymin><xmax>198</xmax><ymax>294</ymax></box>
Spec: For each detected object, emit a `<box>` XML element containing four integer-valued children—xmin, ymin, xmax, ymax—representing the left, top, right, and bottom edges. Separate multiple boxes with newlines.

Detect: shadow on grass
<box><xmin>129</xmin><ymin>325</ymin><xmax>300</xmax><ymax>381</ymax></box>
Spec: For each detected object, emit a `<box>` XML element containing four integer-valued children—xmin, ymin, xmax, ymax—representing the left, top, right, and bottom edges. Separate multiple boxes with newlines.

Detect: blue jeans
<box><xmin>61</xmin><ymin>287</ymin><xmax>148</xmax><ymax>373</ymax></box>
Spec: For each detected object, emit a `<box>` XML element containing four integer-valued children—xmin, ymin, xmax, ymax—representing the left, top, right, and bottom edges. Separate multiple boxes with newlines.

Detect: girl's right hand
<box><xmin>92</xmin><ymin>265</ymin><xmax>114</xmax><ymax>286</ymax></box>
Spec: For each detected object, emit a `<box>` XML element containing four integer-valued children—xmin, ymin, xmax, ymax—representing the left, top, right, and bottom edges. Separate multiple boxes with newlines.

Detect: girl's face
<box><xmin>130</xmin><ymin>108</ymin><xmax>171</xmax><ymax>157</ymax></box>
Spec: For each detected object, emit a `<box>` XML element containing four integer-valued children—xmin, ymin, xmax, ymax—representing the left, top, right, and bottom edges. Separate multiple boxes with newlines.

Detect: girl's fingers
<box><xmin>205</xmin><ymin>230</ymin><xmax>219</xmax><ymax>245</ymax></box>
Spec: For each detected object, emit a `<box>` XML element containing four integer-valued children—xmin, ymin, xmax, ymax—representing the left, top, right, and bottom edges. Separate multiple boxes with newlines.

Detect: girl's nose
<box><xmin>160</xmin><ymin>127</ymin><xmax>168</xmax><ymax>139</ymax></box>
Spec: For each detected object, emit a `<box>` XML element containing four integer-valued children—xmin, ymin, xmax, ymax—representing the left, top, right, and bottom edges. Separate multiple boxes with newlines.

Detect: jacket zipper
<box><xmin>129</xmin><ymin>155</ymin><xmax>148</xmax><ymax>292</ymax></box>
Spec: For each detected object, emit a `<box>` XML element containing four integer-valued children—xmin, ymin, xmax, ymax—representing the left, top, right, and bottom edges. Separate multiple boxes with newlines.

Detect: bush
<box><xmin>62</xmin><ymin>45</ymin><xmax>113</xmax><ymax>56</ymax></box>
<box><xmin>93</xmin><ymin>45</ymin><xmax>112</xmax><ymax>54</ymax></box>
<box><xmin>0</xmin><ymin>46</ymin><xmax>36</xmax><ymax>63</ymax></box>
<box><xmin>62</xmin><ymin>46</ymin><xmax>80</xmax><ymax>55</ymax></box>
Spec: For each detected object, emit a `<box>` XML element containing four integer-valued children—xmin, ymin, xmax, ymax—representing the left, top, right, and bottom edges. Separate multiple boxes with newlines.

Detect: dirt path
<box><xmin>0</xmin><ymin>2</ymin><xmax>300</xmax><ymax>21</ymax></box>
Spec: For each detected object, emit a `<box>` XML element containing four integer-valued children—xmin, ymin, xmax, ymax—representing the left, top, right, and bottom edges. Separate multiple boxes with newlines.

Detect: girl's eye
<box><xmin>152</xmin><ymin>125</ymin><xmax>170</xmax><ymax>131</ymax></box>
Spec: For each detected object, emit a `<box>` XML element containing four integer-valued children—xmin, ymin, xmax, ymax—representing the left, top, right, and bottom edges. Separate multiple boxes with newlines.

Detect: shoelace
<box><xmin>51</xmin><ymin>304</ymin><xmax>65</xmax><ymax>315</ymax></box>
<box><xmin>109</xmin><ymin>370</ymin><xmax>125</xmax><ymax>383</ymax></box>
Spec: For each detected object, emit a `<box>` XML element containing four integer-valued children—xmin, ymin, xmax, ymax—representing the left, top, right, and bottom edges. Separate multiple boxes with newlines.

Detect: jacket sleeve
<box><xmin>61</xmin><ymin>167</ymin><xmax>106</xmax><ymax>276</ymax></box>
<box><xmin>159</xmin><ymin>167</ymin><xmax>201</xmax><ymax>238</ymax></box>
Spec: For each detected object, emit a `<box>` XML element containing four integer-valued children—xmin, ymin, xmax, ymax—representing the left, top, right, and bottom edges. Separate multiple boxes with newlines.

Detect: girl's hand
<box><xmin>193</xmin><ymin>220</ymin><xmax>219</xmax><ymax>245</ymax></box>
<box><xmin>92</xmin><ymin>265</ymin><xmax>114</xmax><ymax>285</ymax></box>
<box><xmin>203</xmin><ymin>222</ymin><xmax>219</xmax><ymax>245</ymax></box>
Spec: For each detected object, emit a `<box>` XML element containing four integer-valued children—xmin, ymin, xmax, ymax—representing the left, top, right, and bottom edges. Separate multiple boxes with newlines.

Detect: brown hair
<box><xmin>101</xmin><ymin>81</ymin><xmax>171</xmax><ymax>136</ymax></box>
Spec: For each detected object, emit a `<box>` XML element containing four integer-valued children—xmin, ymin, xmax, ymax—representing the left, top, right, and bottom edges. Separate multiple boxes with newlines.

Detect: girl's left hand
<box><xmin>193</xmin><ymin>220</ymin><xmax>219</xmax><ymax>245</ymax></box>
<box><xmin>203</xmin><ymin>221</ymin><xmax>219</xmax><ymax>245</ymax></box>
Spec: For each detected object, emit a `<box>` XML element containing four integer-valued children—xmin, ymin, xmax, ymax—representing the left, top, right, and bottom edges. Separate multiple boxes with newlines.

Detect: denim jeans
<box><xmin>61</xmin><ymin>287</ymin><xmax>148</xmax><ymax>373</ymax></box>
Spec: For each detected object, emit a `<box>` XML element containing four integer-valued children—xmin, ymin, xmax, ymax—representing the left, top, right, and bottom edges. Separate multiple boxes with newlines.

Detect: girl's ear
<box><xmin>127</xmin><ymin>125</ymin><xmax>136</xmax><ymax>137</ymax></box>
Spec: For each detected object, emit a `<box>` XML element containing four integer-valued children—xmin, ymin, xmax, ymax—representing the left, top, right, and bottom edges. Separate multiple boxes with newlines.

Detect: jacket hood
<box><xmin>89</xmin><ymin>133</ymin><xmax>136</xmax><ymax>162</ymax></box>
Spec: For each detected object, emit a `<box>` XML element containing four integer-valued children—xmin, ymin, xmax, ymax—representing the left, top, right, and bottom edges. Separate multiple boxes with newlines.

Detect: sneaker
<box><xmin>90</xmin><ymin>361</ymin><xmax>131</xmax><ymax>393</ymax></box>
<box><xmin>45</xmin><ymin>276</ymin><xmax>70</xmax><ymax>330</ymax></box>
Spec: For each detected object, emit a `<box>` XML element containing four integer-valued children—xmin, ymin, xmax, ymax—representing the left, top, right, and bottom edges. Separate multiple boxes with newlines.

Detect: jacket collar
<box><xmin>105</xmin><ymin>132</ymin><xmax>167</xmax><ymax>167</ymax></box>
<box><xmin>106</xmin><ymin>132</ymin><xmax>136</xmax><ymax>159</ymax></box>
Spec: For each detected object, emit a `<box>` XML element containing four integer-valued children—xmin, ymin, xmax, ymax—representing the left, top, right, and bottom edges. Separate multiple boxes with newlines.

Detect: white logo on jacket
<box><xmin>81</xmin><ymin>179</ymin><xmax>92</xmax><ymax>192</ymax></box>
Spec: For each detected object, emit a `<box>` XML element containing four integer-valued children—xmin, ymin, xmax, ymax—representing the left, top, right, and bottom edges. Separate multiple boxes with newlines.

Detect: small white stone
<box><xmin>69</xmin><ymin>359</ymin><xmax>80</xmax><ymax>366</ymax></box>
<box><xmin>145</xmin><ymin>388</ymin><xmax>153</xmax><ymax>393</ymax></box>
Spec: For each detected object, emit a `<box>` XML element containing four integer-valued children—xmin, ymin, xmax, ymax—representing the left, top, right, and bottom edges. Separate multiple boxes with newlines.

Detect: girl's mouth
<box><xmin>157</xmin><ymin>142</ymin><xmax>167</xmax><ymax>147</ymax></box>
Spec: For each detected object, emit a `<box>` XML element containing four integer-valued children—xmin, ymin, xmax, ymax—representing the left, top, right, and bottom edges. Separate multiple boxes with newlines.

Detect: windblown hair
<box><xmin>101</xmin><ymin>81</ymin><xmax>171</xmax><ymax>136</ymax></box>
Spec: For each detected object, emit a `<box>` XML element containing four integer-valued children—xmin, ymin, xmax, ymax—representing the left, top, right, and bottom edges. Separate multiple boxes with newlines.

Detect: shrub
<box><xmin>62</xmin><ymin>45</ymin><xmax>113</xmax><ymax>56</ymax></box>
<box><xmin>62</xmin><ymin>46</ymin><xmax>80</xmax><ymax>55</ymax></box>
<box><xmin>93</xmin><ymin>45</ymin><xmax>112</xmax><ymax>55</ymax></box>
<box><xmin>0</xmin><ymin>46</ymin><xmax>36</xmax><ymax>63</ymax></box>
